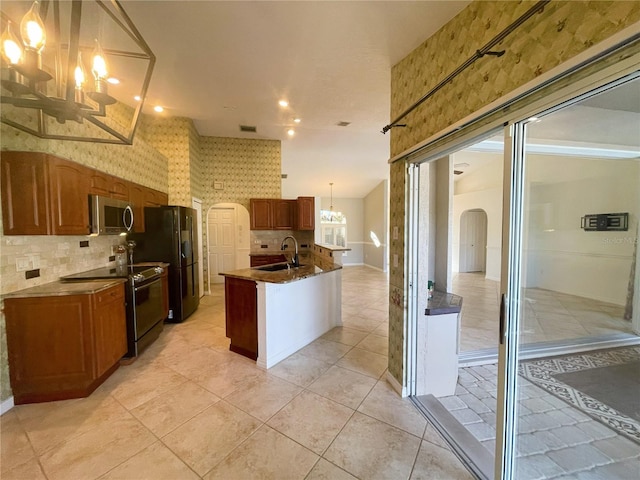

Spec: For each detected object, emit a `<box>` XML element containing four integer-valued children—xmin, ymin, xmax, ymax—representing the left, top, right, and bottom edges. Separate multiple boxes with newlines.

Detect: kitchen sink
<box><xmin>255</xmin><ymin>263</ymin><xmax>304</xmax><ymax>272</ymax></box>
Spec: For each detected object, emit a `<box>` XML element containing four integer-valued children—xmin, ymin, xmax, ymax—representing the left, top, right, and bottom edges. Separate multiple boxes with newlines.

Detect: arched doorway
<box><xmin>459</xmin><ymin>209</ymin><xmax>487</xmax><ymax>273</ymax></box>
<box><xmin>206</xmin><ymin>203</ymin><xmax>250</xmax><ymax>291</ymax></box>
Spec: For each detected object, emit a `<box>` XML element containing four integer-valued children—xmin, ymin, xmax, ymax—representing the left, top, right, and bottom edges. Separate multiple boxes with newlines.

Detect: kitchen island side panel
<box><xmin>256</xmin><ymin>269</ymin><xmax>342</xmax><ymax>369</ymax></box>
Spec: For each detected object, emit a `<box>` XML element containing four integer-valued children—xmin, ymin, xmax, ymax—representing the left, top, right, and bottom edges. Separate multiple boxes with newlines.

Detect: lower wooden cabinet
<box><xmin>224</xmin><ymin>277</ymin><xmax>258</xmax><ymax>360</ymax></box>
<box><xmin>250</xmin><ymin>254</ymin><xmax>287</xmax><ymax>267</ymax></box>
<box><xmin>4</xmin><ymin>284</ymin><xmax>127</xmax><ymax>404</ymax></box>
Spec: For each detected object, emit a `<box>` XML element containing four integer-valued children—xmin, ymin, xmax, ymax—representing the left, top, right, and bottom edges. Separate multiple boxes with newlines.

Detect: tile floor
<box><xmin>438</xmin><ymin>362</ymin><xmax>640</xmax><ymax>480</ymax></box>
<box><xmin>0</xmin><ymin>266</ymin><xmax>474</xmax><ymax>480</ymax></box>
<box><xmin>455</xmin><ymin>273</ymin><xmax>634</xmax><ymax>352</ymax></box>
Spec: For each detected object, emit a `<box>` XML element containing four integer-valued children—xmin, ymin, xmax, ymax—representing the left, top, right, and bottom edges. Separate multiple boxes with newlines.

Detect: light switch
<box><xmin>393</xmin><ymin>226</ymin><xmax>399</xmax><ymax>240</ymax></box>
<box><xmin>393</xmin><ymin>254</ymin><xmax>398</xmax><ymax>268</ymax></box>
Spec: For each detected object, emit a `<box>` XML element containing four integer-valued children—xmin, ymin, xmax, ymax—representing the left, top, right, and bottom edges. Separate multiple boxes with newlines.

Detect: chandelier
<box><xmin>0</xmin><ymin>0</ymin><xmax>154</xmax><ymax>144</ymax></box>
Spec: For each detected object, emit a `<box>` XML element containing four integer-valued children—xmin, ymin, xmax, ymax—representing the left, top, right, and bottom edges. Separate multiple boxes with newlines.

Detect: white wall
<box><xmin>320</xmin><ymin>197</ymin><xmax>364</xmax><ymax>265</ymax></box>
<box><xmin>452</xmin><ymin>153</ymin><xmax>503</xmax><ymax>281</ymax></box>
<box><xmin>523</xmin><ymin>155</ymin><xmax>639</xmax><ymax>305</ymax></box>
<box><xmin>363</xmin><ymin>180</ymin><xmax>388</xmax><ymax>271</ymax></box>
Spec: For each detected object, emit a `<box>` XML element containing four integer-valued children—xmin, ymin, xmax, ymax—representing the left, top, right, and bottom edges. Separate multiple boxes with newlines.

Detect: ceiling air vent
<box><xmin>281</xmin><ymin>174</ymin><xmax>288</xmax><ymax>179</ymax></box>
<box><xmin>454</xmin><ymin>170</ymin><xmax>463</xmax><ymax>175</ymax></box>
<box><xmin>336</xmin><ymin>121</ymin><xmax>351</xmax><ymax>127</ymax></box>
<box><xmin>239</xmin><ymin>125</ymin><xmax>257</xmax><ymax>133</ymax></box>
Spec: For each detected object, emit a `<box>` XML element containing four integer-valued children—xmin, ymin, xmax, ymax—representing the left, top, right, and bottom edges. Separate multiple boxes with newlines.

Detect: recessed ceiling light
<box><xmin>107</xmin><ymin>77</ymin><xmax>120</xmax><ymax>85</ymax></box>
<box><xmin>154</xmin><ymin>105</ymin><xmax>164</xmax><ymax>113</ymax></box>
<box><xmin>279</xmin><ymin>100</ymin><xmax>289</xmax><ymax>107</ymax></box>
<box><xmin>134</xmin><ymin>95</ymin><xmax>141</xmax><ymax>102</ymax></box>
<box><xmin>287</xmin><ymin>129</ymin><xmax>295</xmax><ymax>136</ymax></box>
<box><xmin>336</xmin><ymin>121</ymin><xmax>351</xmax><ymax>127</ymax></box>
<box><xmin>294</xmin><ymin>118</ymin><xmax>301</xmax><ymax>123</ymax></box>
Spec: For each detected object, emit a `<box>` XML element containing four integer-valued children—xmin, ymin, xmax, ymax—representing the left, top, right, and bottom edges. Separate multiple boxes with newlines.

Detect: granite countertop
<box><xmin>315</xmin><ymin>244</ymin><xmax>351</xmax><ymax>252</ymax></box>
<box><xmin>132</xmin><ymin>262</ymin><xmax>170</xmax><ymax>268</ymax></box>
<box><xmin>425</xmin><ymin>291</ymin><xmax>463</xmax><ymax>315</ymax></box>
<box><xmin>3</xmin><ymin>279</ymin><xmax>127</xmax><ymax>299</ymax></box>
<box><xmin>220</xmin><ymin>258</ymin><xmax>341</xmax><ymax>284</ymax></box>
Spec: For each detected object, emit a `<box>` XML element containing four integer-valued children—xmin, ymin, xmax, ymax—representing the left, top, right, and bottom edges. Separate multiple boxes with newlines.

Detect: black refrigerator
<box><xmin>130</xmin><ymin>206</ymin><xmax>199</xmax><ymax>322</ymax></box>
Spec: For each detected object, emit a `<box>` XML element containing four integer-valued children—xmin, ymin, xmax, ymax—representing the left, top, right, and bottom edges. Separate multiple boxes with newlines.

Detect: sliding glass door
<box><xmin>496</xmin><ymin>74</ymin><xmax>640</xmax><ymax>478</ymax></box>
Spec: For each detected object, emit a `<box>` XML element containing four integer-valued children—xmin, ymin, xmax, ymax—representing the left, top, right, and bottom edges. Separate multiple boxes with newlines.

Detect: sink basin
<box><xmin>256</xmin><ymin>263</ymin><xmax>304</xmax><ymax>272</ymax></box>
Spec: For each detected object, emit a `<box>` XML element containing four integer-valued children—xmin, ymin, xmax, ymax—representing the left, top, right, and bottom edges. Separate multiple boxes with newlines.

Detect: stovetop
<box><xmin>61</xmin><ymin>264</ymin><xmax>164</xmax><ymax>285</ymax></box>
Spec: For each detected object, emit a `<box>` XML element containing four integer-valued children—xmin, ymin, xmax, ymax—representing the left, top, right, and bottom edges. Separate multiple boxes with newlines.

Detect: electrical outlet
<box><xmin>80</xmin><ymin>240</ymin><xmax>89</xmax><ymax>248</ymax></box>
<box><xmin>16</xmin><ymin>257</ymin><xmax>29</xmax><ymax>272</ymax></box>
<box><xmin>393</xmin><ymin>226</ymin><xmax>399</xmax><ymax>240</ymax></box>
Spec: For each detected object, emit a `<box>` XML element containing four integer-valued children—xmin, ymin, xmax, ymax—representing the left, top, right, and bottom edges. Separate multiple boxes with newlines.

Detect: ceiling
<box><xmin>118</xmin><ymin>0</ymin><xmax>471</xmax><ymax>199</ymax></box>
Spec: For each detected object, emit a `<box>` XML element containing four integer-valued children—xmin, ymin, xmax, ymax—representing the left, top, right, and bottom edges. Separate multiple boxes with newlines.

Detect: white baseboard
<box><xmin>1</xmin><ymin>396</ymin><xmax>15</xmax><ymax>415</ymax></box>
<box><xmin>386</xmin><ymin>371</ymin><xmax>408</xmax><ymax>397</ymax></box>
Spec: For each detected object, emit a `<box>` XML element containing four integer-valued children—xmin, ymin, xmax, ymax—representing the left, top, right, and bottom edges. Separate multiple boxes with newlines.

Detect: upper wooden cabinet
<box><xmin>1</xmin><ymin>151</ymin><xmax>168</xmax><ymax>236</ymax></box>
<box><xmin>250</xmin><ymin>197</ymin><xmax>315</xmax><ymax>231</ymax></box>
<box><xmin>250</xmin><ymin>199</ymin><xmax>274</xmax><ymax>230</ymax></box>
<box><xmin>128</xmin><ymin>182</ymin><xmax>146</xmax><ymax>233</ymax></box>
<box><xmin>89</xmin><ymin>171</ymin><xmax>129</xmax><ymax>200</ymax></box>
<box><xmin>272</xmin><ymin>199</ymin><xmax>295</xmax><ymax>230</ymax></box>
<box><xmin>1</xmin><ymin>152</ymin><xmax>50</xmax><ymax>235</ymax></box>
<box><xmin>297</xmin><ymin>197</ymin><xmax>315</xmax><ymax>231</ymax></box>
<box><xmin>48</xmin><ymin>157</ymin><xmax>91</xmax><ymax>235</ymax></box>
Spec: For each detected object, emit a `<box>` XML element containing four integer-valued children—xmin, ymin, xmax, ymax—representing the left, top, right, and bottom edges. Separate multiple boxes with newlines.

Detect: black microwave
<box><xmin>89</xmin><ymin>195</ymin><xmax>134</xmax><ymax>235</ymax></box>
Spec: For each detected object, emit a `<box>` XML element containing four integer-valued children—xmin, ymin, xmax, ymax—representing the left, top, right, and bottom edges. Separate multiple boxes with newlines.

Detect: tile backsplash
<box><xmin>0</xmin><ymin>235</ymin><xmax>124</xmax><ymax>295</ymax></box>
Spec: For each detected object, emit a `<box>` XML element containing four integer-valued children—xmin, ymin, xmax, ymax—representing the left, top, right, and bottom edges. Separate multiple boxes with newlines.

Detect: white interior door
<box><xmin>460</xmin><ymin>210</ymin><xmax>487</xmax><ymax>272</ymax></box>
<box><xmin>208</xmin><ymin>207</ymin><xmax>236</xmax><ymax>285</ymax></box>
<box><xmin>192</xmin><ymin>198</ymin><xmax>204</xmax><ymax>297</ymax></box>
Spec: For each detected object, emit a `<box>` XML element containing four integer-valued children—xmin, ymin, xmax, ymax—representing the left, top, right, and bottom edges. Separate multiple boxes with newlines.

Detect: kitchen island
<box><xmin>220</xmin><ymin>259</ymin><xmax>342</xmax><ymax>369</ymax></box>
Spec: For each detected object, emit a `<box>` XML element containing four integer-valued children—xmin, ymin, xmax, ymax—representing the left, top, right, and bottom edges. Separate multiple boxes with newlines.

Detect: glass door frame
<box><xmin>401</xmin><ymin>33</ymin><xmax>639</xmax><ymax>479</ymax></box>
<box><xmin>495</xmin><ymin>69</ymin><xmax>640</xmax><ymax>479</ymax></box>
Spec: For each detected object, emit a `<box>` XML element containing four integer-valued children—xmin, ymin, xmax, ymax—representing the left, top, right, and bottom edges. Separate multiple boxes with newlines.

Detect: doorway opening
<box><xmin>459</xmin><ymin>209</ymin><xmax>487</xmax><ymax>274</ymax></box>
<box><xmin>206</xmin><ymin>203</ymin><xmax>250</xmax><ymax>292</ymax></box>
<box><xmin>410</xmin><ymin>73</ymin><xmax>640</xmax><ymax>480</ymax></box>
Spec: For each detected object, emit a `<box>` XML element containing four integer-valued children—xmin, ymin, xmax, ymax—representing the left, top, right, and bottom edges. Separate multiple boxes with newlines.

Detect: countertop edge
<box><xmin>2</xmin><ymin>279</ymin><xmax>127</xmax><ymax>299</ymax></box>
<box><xmin>220</xmin><ymin>263</ymin><xmax>342</xmax><ymax>284</ymax></box>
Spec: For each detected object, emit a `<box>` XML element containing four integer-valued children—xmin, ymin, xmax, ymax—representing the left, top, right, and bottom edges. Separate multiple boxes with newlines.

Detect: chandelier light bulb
<box><xmin>20</xmin><ymin>1</ymin><xmax>46</xmax><ymax>52</ymax></box>
<box><xmin>91</xmin><ymin>41</ymin><xmax>108</xmax><ymax>80</ymax></box>
<box><xmin>74</xmin><ymin>52</ymin><xmax>85</xmax><ymax>88</ymax></box>
<box><xmin>1</xmin><ymin>22</ymin><xmax>22</xmax><ymax>64</ymax></box>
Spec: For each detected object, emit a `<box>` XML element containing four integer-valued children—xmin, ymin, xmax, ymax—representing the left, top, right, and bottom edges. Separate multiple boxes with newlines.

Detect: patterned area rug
<box><xmin>519</xmin><ymin>346</ymin><xmax>640</xmax><ymax>444</ymax></box>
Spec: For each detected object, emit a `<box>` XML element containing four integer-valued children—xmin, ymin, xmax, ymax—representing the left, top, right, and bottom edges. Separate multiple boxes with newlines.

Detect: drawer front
<box><xmin>95</xmin><ymin>284</ymin><xmax>125</xmax><ymax>305</ymax></box>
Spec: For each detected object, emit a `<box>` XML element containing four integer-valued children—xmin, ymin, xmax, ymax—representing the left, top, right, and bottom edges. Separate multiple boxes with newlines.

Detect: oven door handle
<box><xmin>134</xmin><ymin>277</ymin><xmax>162</xmax><ymax>292</ymax></box>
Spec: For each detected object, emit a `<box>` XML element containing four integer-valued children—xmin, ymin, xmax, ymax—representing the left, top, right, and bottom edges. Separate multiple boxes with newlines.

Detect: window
<box><xmin>320</xmin><ymin>209</ymin><xmax>347</xmax><ymax>247</ymax></box>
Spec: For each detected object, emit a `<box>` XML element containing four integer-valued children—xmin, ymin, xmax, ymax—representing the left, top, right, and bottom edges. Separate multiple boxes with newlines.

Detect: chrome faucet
<box><xmin>280</xmin><ymin>235</ymin><xmax>299</xmax><ymax>267</ymax></box>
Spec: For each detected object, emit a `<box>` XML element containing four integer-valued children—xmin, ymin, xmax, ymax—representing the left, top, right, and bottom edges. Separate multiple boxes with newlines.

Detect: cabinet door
<box><xmin>272</xmin><ymin>199</ymin><xmax>295</xmax><ymax>229</ymax></box>
<box><xmin>250</xmin><ymin>199</ymin><xmax>273</xmax><ymax>230</ymax></box>
<box><xmin>4</xmin><ymin>295</ymin><xmax>94</xmax><ymax>401</ymax></box>
<box><xmin>48</xmin><ymin>156</ymin><xmax>91</xmax><ymax>235</ymax></box>
<box><xmin>88</xmin><ymin>170</ymin><xmax>111</xmax><ymax>197</ymax></box>
<box><xmin>110</xmin><ymin>178</ymin><xmax>129</xmax><ymax>200</ymax></box>
<box><xmin>129</xmin><ymin>183</ymin><xmax>146</xmax><ymax>232</ymax></box>
<box><xmin>250</xmin><ymin>255</ymin><xmax>287</xmax><ymax>267</ymax></box>
<box><xmin>297</xmin><ymin>197</ymin><xmax>315</xmax><ymax>230</ymax></box>
<box><xmin>144</xmin><ymin>188</ymin><xmax>168</xmax><ymax>207</ymax></box>
<box><xmin>1</xmin><ymin>152</ymin><xmax>50</xmax><ymax>235</ymax></box>
<box><xmin>93</xmin><ymin>285</ymin><xmax>127</xmax><ymax>376</ymax></box>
